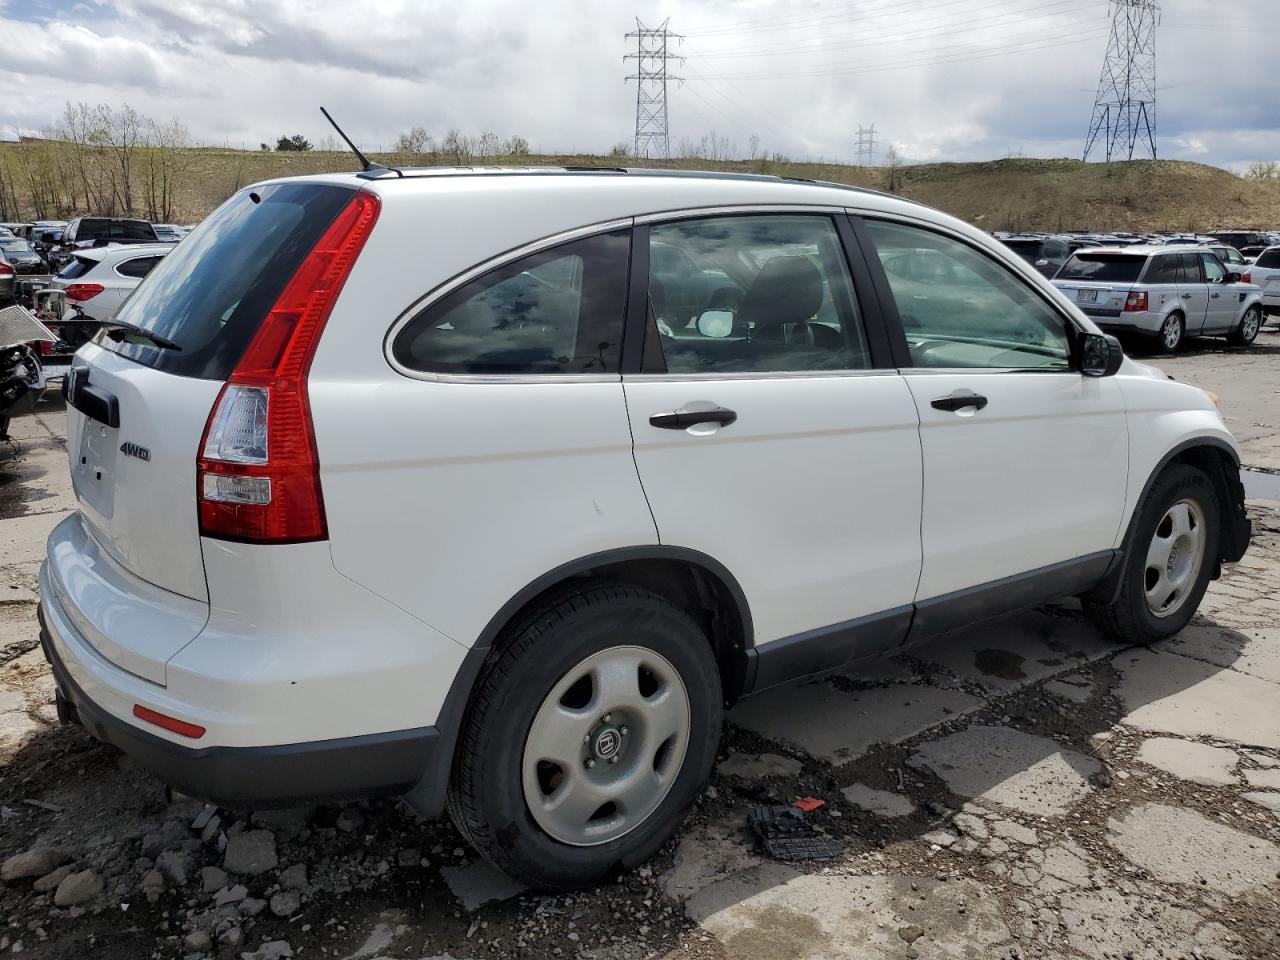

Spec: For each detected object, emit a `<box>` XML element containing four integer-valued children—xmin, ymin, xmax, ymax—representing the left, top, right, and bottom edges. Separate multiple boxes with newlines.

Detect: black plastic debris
<box><xmin>748</xmin><ymin>804</ymin><xmax>841</xmax><ymax>862</ymax></box>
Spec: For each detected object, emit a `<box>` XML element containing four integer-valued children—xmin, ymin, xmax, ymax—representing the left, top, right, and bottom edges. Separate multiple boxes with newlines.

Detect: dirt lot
<box><xmin>0</xmin><ymin>332</ymin><xmax>1278</xmax><ymax>960</ymax></box>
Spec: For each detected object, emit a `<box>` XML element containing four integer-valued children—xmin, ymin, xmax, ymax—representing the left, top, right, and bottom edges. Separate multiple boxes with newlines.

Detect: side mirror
<box><xmin>1081</xmin><ymin>332</ymin><xmax>1124</xmax><ymax>378</ymax></box>
<box><xmin>696</xmin><ymin>309</ymin><xmax>735</xmax><ymax>339</ymax></box>
<box><xmin>1226</xmin><ymin>272</ymin><xmax>1241</xmax><ymax>284</ymax></box>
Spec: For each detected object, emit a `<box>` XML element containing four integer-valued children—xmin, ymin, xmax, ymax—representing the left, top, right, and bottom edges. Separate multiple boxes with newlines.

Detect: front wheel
<box><xmin>1085</xmin><ymin>463</ymin><xmax>1220</xmax><ymax>644</ymax></box>
<box><xmin>1156</xmin><ymin>312</ymin><xmax>1185</xmax><ymax>353</ymax></box>
<box><xmin>1228</xmin><ymin>306</ymin><xmax>1262</xmax><ymax>346</ymax></box>
<box><xmin>447</xmin><ymin>584</ymin><xmax>722</xmax><ymax>891</ymax></box>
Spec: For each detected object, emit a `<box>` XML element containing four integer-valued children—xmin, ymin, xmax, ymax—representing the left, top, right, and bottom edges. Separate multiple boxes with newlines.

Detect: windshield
<box><xmin>0</xmin><ymin>240</ymin><xmax>32</xmax><ymax>254</ymax></box>
<box><xmin>1056</xmin><ymin>254</ymin><xmax>1144</xmax><ymax>283</ymax></box>
<box><xmin>103</xmin><ymin>181</ymin><xmax>355</xmax><ymax>379</ymax></box>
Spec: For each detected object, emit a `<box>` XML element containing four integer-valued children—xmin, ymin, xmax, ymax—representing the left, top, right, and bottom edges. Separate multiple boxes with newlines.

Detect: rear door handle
<box><xmin>1182</xmin><ymin>293</ymin><xmax>1193</xmax><ymax>300</ymax></box>
<box><xmin>1211</xmin><ymin>292</ymin><xmax>1221</xmax><ymax>299</ymax></box>
<box><xmin>931</xmin><ymin>391</ymin><xmax>988</xmax><ymax>413</ymax></box>
<box><xmin>649</xmin><ymin>407</ymin><xmax>738</xmax><ymax>430</ymax></box>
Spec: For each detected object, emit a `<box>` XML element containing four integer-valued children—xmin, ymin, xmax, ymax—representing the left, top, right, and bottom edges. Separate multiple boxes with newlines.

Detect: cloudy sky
<box><xmin>0</xmin><ymin>0</ymin><xmax>1274</xmax><ymax>170</ymax></box>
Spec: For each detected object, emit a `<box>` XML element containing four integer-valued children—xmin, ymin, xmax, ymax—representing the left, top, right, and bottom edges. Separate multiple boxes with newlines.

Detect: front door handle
<box><xmin>1182</xmin><ymin>293</ymin><xmax>1193</xmax><ymax>300</ymax></box>
<box><xmin>931</xmin><ymin>391</ymin><xmax>988</xmax><ymax>413</ymax></box>
<box><xmin>649</xmin><ymin>407</ymin><xmax>738</xmax><ymax>430</ymax></box>
<box><xmin>1211</xmin><ymin>292</ymin><xmax>1221</xmax><ymax>299</ymax></box>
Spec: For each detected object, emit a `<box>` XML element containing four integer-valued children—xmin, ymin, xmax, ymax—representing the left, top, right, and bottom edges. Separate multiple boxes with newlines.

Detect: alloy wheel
<box><xmin>522</xmin><ymin>645</ymin><xmax>690</xmax><ymax>847</ymax></box>
<box><xmin>1241</xmin><ymin>308</ymin><xmax>1260</xmax><ymax>343</ymax></box>
<box><xmin>1162</xmin><ymin>315</ymin><xmax>1182</xmax><ymax>351</ymax></box>
<box><xmin>1144</xmin><ymin>498</ymin><xmax>1206</xmax><ymax>618</ymax></box>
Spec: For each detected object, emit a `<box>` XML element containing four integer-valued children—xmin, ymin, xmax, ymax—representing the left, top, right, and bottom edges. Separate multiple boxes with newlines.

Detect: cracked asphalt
<box><xmin>0</xmin><ymin>330</ymin><xmax>1278</xmax><ymax>960</ymax></box>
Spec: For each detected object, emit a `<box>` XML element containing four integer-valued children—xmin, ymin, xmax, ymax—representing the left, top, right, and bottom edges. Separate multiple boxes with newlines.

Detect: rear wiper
<box><xmin>100</xmin><ymin>321</ymin><xmax>182</xmax><ymax>351</ymax></box>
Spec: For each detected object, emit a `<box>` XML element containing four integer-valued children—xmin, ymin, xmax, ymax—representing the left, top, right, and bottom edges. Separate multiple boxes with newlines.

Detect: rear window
<box><xmin>111</xmin><ymin>221</ymin><xmax>158</xmax><ymax>241</ymax></box>
<box><xmin>103</xmin><ymin>182</ymin><xmax>355</xmax><ymax>379</ymax></box>
<box><xmin>57</xmin><ymin>256</ymin><xmax>97</xmax><ymax>280</ymax></box>
<box><xmin>72</xmin><ymin>219</ymin><xmax>107</xmax><ymax>240</ymax></box>
<box><xmin>1056</xmin><ymin>254</ymin><xmax>1144</xmax><ymax>283</ymax></box>
<box><xmin>116</xmin><ymin>255</ymin><xmax>163</xmax><ymax>279</ymax></box>
<box><xmin>1256</xmin><ymin>249</ymin><xmax>1280</xmax><ymax>269</ymax></box>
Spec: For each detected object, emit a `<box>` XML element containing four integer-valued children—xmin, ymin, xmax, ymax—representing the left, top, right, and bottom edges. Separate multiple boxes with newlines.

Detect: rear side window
<box><xmin>1180</xmin><ymin>252</ymin><xmax>1204</xmax><ymax>283</ymax></box>
<box><xmin>72</xmin><ymin>219</ymin><xmax>107</xmax><ymax>241</ymax></box>
<box><xmin>393</xmin><ymin>230</ymin><xmax>630</xmax><ymax>376</ymax></box>
<box><xmin>57</xmin><ymin>256</ymin><xmax>97</xmax><ymax>280</ymax></box>
<box><xmin>115</xmin><ymin>255</ymin><xmax>162</xmax><ymax>279</ymax></box>
<box><xmin>1144</xmin><ymin>256</ymin><xmax>1180</xmax><ymax>284</ymax></box>
<box><xmin>1056</xmin><ymin>254</ymin><xmax>1144</xmax><ymax>283</ymax></box>
<box><xmin>105</xmin><ymin>182</ymin><xmax>356</xmax><ymax>379</ymax></box>
<box><xmin>1257</xmin><ymin>249</ymin><xmax>1280</xmax><ymax>269</ymax></box>
<box><xmin>111</xmin><ymin>221</ymin><xmax>157</xmax><ymax>241</ymax></box>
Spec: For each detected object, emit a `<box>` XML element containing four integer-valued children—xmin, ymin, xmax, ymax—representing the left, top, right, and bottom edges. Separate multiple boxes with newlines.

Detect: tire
<box><xmin>447</xmin><ymin>584</ymin><xmax>723</xmax><ymax>891</ymax></box>
<box><xmin>1085</xmin><ymin>463</ymin><xmax>1219</xmax><ymax>645</ymax></box>
<box><xmin>1228</xmin><ymin>305</ymin><xmax>1262</xmax><ymax>346</ymax></box>
<box><xmin>1156</xmin><ymin>312</ymin><xmax>1184</xmax><ymax>354</ymax></box>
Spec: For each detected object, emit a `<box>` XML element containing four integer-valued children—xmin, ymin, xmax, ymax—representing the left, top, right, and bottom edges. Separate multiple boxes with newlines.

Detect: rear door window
<box><xmin>1180</xmin><ymin>253</ymin><xmax>1205</xmax><ymax>284</ymax></box>
<box><xmin>1256</xmin><ymin>249</ymin><xmax>1280</xmax><ymax>269</ymax></box>
<box><xmin>110</xmin><ymin>221</ymin><xmax>158</xmax><ymax>241</ymax></box>
<box><xmin>104</xmin><ymin>182</ymin><xmax>357</xmax><ymax>379</ymax></box>
<box><xmin>392</xmin><ymin>230</ymin><xmax>630</xmax><ymax>376</ymax></box>
<box><xmin>1056</xmin><ymin>254</ymin><xmax>1144</xmax><ymax>283</ymax></box>
<box><xmin>115</xmin><ymin>255</ymin><xmax>162</xmax><ymax>279</ymax></box>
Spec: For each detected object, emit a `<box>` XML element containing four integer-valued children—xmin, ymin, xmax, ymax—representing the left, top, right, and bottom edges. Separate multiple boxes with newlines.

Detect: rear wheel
<box><xmin>1228</xmin><ymin>305</ymin><xmax>1262</xmax><ymax>346</ymax></box>
<box><xmin>1085</xmin><ymin>463</ymin><xmax>1219</xmax><ymax>644</ymax></box>
<box><xmin>1156</xmin><ymin>312</ymin><xmax>1184</xmax><ymax>353</ymax></box>
<box><xmin>447</xmin><ymin>584</ymin><xmax>722</xmax><ymax>890</ymax></box>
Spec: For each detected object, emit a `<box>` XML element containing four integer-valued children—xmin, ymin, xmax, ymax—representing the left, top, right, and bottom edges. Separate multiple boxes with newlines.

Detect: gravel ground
<box><xmin>1</xmin><ymin>337</ymin><xmax>1278</xmax><ymax>960</ymax></box>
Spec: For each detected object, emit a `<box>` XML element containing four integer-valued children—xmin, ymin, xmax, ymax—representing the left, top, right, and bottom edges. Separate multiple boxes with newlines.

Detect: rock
<box><xmin>0</xmin><ymin>685</ymin><xmax>37</xmax><ymax>745</ymax></box>
<box><xmin>730</xmin><ymin>681</ymin><xmax>982</xmax><ymax>765</ymax></box>
<box><xmin>269</xmin><ymin>890</ymin><xmax>300</xmax><ymax>917</ymax></box>
<box><xmin>183</xmin><ymin>930</ymin><xmax>212</xmax><ymax>952</ymax></box>
<box><xmin>155</xmin><ymin>849</ymin><xmax>192</xmax><ymax>886</ymax></box>
<box><xmin>921</xmin><ymin>829</ymin><xmax>957</xmax><ymax>849</ymax></box>
<box><xmin>201</xmin><ymin>865</ymin><xmax>228</xmax><ymax>893</ymax></box>
<box><xmin>1243</xmin><ymin>792</ymin><xmax>1280</xmax><ymax>813</ymax></box>
<box><xmin>218</xmin><ymin>925</ymin><xmax>242</xmax><ymax>948</ymax></box>
<box><xmin>335</xmin><ymin>808</ymin><xmax>365</xmax><ymax>833</ymax></box>
<box><xmin>214</xmin><ymin>883</ymin><xmax>248</xmax><ymax>906</ymax></box>
<box><xmin>662</xmin><ymin>817</ymin><xmax>762</xmax><ymax>901</ymax></box>
<box><xmin>1247</xmin><ymin>751</ymin><xmax>1280</xmax><ymax>768</ymax></box>
<box><xmin>1135</xmin><ymin>737</ymin><xmax>1239</xmax><ymax>786</ymax></box>
<box><xmin>279</xmin><ymin>863</ymin><xmax>307</xmax><ymax>891</ymax></box>
<box><xmin>1107</xmin><ymin>802</ymin><xmax>1280</xmax><ymax>894</ymax></box>
<box><xmin>251</xmin><ymin>808</ymin><xmax>311</xmax><ymax>840</ymax></box>
<box><xmin>1</xmin><ymin>846</ymin><xmax>70</xmax><ymax>881</ymax></box>
<box><xmin>989</xmin><ymin>819</ymin><xmax>1039</xmax><ymax>845</ymax></box>
<box><xmin>397</xmin><ymin>848</ymin><xmax>421</xmax><ymax>868</ymax></box>
<box><xmin>242</xmin><ymin>940</ymin><xmax>293</xmax><ymax>960</ymax></box>
<box><xmin>717</xmin><ymin>752</ymin><xmax>803</xmax><ymax>780</ymax></box>
<box><xmin>1115</xmin><ymin>648</ymin><xmax>1280</xmax><ymax>747</ymax></box>
<box><xmin>685</xmin><ymin>865</ymin><xmax>1011</xmax><ymax>959</ymax></box>
<box><xmin>31</xmin><ymin>865</ymin><xmax>71</xmax><ymax>893</ymax></box>
<box><xmin>141</xmin><ymin>819</ymin><xmax>190</xmax><ymax>859</ymax></box>
<box><xmin>898</xmin><ymin>925</ymin><xmax>924</xmax><ymax>943</ymax></box>
<box><xmin>240</xmin><ymin>897</ymin><xmax>267</xmax><ymax>917</ymax></box>
<box><xmin>840</xmin><ymin>783</ymin><xmax>916</xmax><ymax>818</ymax></box>
<box><xmin>440</xmin><ymin>860</ymin><xmax>527</xmax><ymax>912</ymax></box>
<box><xmin>1158</xmin><ymin>623</ymin><xmax>1280</xmax><ymax>684</ymax></box>
<box><xmin>223</xmin><ymin>830</ymin><xmax>278</xmax><ymax>876</ymax></box>
<box><xmin>953</xmin><ymin>813</ymin><xmax>989</xmax><ymax>840</ymax></box>
<box><xmin>909</xmin><ymin>725</ymin><xmax>1100</xmax><ymax>816</ymax></box>
<box><xmin>200</xmin><ymin>814</ymin><xmax>222</xmax><ymax>845</ymax></box>
<box><xmin>53</xmin><ymin>869</ymin><xmax>102</xmax><ymax>907</ymax></box>
<box><xmin>1060</xmin><ymin>888</ymin><xmax>1238</xmax><ymax>959</ymax></box>
<box><xmin>140</xmin><ymin>869</ymin><xmax>165</xmax><ymax>903</ymax></box>
<box><xmin>1244</xmin><ymin>767</ymin><xmax>1280</xmax><ymax>789</ymax></box>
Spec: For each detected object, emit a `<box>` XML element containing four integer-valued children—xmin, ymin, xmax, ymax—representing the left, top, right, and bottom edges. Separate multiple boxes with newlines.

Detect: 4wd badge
<box><xmin>119</xmin><ymin>441</ymin><xmax>151</xmax><ymax>462</ymax></box>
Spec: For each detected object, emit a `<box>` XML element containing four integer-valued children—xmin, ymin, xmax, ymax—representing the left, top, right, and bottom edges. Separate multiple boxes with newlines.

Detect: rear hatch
<box><xmin>1051</xmin><ymin>252</ymin><xmax>1146</xmax><ymax>318</ymax></box>
<box><xmin>63</xmin><ymin>181</ymin><xmax>359</xmax><ymax>650</ymax></box>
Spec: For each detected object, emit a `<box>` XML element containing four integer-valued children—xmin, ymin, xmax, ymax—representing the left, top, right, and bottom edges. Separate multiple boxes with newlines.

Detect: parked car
<box><xmin>1207</xmin><ymin>230</ymin><xmax>1267</xmax><ymax>251</ymax></box>
<box><xmin>998</xmin><ymin>234</ymin><xmax>1071</xmax><ymax>277</ymax></box>
<box><xmin>152</xmin><ymin>223</ymin><xmax>184</xmax><ymax>242</ymax></box>
<box><xmin>0</xmin><ymin>255</ymin><xmax>12</xmax><ymax>303</ymax></box>
<box><xmin>0</xmin><ymin>237</ymin><xmax>48</xmax><ymax>277</ymax></box>
<box><xmin>39</xmin><ymin>169</ymin><xmax>1251</xmax><ymax>891</ymax></box>
<box><xmin>1208</xmin><ymin>244</ymin><xmax>1250</xmax><ymax>271</ymax></box>
<box><xmin>1245</xmin><ymin>246</ymin><xmax>1280</xmax><ymax>317</ymax></box>
<box><xmin>1052</xmin><ymin>246</ymin><xmax>1264</xmax><ymax>351</ymax></box>
<box><xmin>60</xmin><ymin>217</ymin><xmax>159</xmax><ymax>250</ymax></box>
<box><xmin>1239</xmin><ymin>245</ymin><xmax>1269</xmax><ymax>263</ymax></box>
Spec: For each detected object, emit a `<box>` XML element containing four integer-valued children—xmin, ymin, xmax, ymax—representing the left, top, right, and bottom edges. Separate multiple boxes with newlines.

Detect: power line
<box><xmin>1084</xmin><ymin>0</ymin><xmax>1160</xmax><ymax>162</ymax></box>
<box><xmin>625</xmin><ymin>18</ymin><xmax>684</xmax><ymax>159</ymax></box>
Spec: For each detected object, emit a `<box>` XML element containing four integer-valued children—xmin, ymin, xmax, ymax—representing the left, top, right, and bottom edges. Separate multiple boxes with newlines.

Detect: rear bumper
<box><xmin>1093</xmin><ymin>311</ymin><xmax>1165</xmax><ymax>336</ymax></box>
<box><xmin>38</xmin><ymin>601</ymin><xmax>440</xmax><ymax>808</ymax></box>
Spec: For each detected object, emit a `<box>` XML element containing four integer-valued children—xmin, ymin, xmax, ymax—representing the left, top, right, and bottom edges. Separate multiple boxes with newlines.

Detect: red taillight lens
<box><xmin>197</xmin><ymin>190</ymin><xmax>380</xmax><ymax>543</ymax></box>
<box><xmin>0</xmin><ymin>261</ymin><xmax>12</xmax><ymax>276</ymax></box>
<box><xmin>1242</xmin><ymin>272</ymin><xmax>1252</xmax><ymax>285</ymax></box>
<box><xmin>1123</xmin><ymin>290</ymin><xmax>1148</xmax><ymax>312</ymax></box>
<box><xmin>65</xmin><ymin>282</ymin><xmax>104</xmax><ymax>301</ymax></box>
<box><xmin>39</xmin><ymin>325</ymin><xmax>59</xmax><ymax>357</ymax></box>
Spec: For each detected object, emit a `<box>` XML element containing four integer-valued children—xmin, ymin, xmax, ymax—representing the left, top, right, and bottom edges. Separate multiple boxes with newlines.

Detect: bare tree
<box><xmin>104</xmin><ymin>103</ymin><xmax>144</xmax><ymax>214</ymax></box>
<box><xmin>442</xmin><ymin>129</ymin><xmax>471</xmax><ymax>164</ymax></box>
<box><xmin>395</xmin><ymin>126</ymin><xmax>433</xmax><ymax>153</ymax></box>
<box><xmin>474</xmin><ymin>131</ymin><xmax>502</xmax><ymax>159</ymax></box>
<box><xmin>1245</xmin><ymin>160</ymin><xmax>1278</xmax><ymax>181</ymax></box>
<box><xmin>143</xmin><ymin>117</ymin><xmax>190</xmax><ymax>222</ymax></box>
<box><xmin>885</xmin><ymin>145</ymin><xmax>902</xmax><ymax>193</ymax></box>
<box><xmin>748</xmin><ymin>134</ymin><xmax>761</xmax><ymax>160</ymax></box>
<box><xmin>505</xmin><ymin>135</ymin><xmax>530</xmax><ymax>157</ymax></box>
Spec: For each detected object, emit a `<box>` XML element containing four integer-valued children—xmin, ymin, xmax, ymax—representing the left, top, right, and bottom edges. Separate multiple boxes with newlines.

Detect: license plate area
<box><xmin>72</xmin><ymin>419</ymin><xmax>118</xmax><ymax>519</ymax></box>
<box><xmin>1076</xmin><ymin>288</ymin><xmax>1099</xmax><ymax>303</ymax></box>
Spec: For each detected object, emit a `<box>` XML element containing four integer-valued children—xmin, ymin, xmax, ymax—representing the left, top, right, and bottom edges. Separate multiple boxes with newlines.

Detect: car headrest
<box><xmin>738</xmin><ymin>256</ymin><xmax>824</xmax><ymax>333</ymax></box>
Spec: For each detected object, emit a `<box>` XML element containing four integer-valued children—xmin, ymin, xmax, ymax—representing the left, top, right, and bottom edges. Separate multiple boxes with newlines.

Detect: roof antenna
<box><xmin>320</xmin><ymin>106</ymin><xmax>385</xmax><ymax>173</ymax></box>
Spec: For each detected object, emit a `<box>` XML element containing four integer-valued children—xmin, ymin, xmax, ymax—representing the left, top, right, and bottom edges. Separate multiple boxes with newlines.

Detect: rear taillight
<box><xmin>1242</xmin><ymin>272</ymin><xmax>1251</xmax><ymax>284</ymax></box>
<box><xmin>39</xmin><ymin>325</ymin><xmax>59</xmax><ymax>357</ymax></box>
<box><xmin>197</xmin><ymin>190</ymin><xmax>380</xmax><ymax>543</ymax></box>
<box><xmin>1123</xmin><ymin>290</ymin><xmax>1148</xmax><ymax>312</ymax></box>
<box><xmin>65</xmin><ymin>282</ymin><xmax>104</xmax><ymax>301</ymax></box>
<box><xmin>0</xmin><ymin>262</ymin><xmax>12</xmax><ymax>276</ymax></box>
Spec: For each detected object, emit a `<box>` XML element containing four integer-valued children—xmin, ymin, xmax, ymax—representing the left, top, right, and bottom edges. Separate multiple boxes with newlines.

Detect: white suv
<box><xmin>39</xmin><ymin>168</ymin><xmax>1251</xmax><ymax>890</ymax></box>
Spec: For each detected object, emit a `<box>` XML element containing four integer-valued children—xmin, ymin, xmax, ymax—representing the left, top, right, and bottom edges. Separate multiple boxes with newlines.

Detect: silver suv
<box><xmin>1052</xmin><ymin>246</ymin><xmax>1264</xmax><ymax>352</ymax></box>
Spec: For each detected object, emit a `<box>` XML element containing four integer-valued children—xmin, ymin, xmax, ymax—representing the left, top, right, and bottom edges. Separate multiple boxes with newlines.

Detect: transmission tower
<box><xmin>855</xmin><ymin>124</ymin><xmax>877</xmax><ymax>167</ymax></box>
<box><xmin>1083</xmin><ymin>0</ymin><xmax>1160</xmax><ymax>162</ymax></box>
<box><xmin>625</xmin><ymin>19</ymin><xmax>684</xmax><ymax>159</ymax></box>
